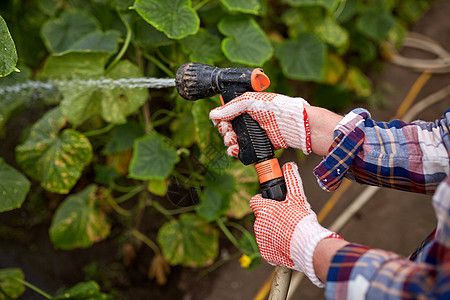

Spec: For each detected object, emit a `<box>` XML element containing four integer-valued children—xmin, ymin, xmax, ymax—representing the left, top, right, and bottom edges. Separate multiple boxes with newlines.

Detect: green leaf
<box><xmin>99</xmin><ymin>60</ymin><xmax>149</xmax><ymax>124</ymax></box>
<box><xmin>238</xmin><ymin>231</ymin><xmax>261</xmax><ymax>268</ymax></box>
<box><xmin>356</xmin><ymin>9</ymin><xmax>395</xmax><ymax>42</ymax></box>
<box><xmin>220</xmin><ymin>0</ymin><xmax>261</xmax><ymax>14</ymax></box>
<box><xmin>132</xmin><ymin>17</ymin><xmax>174</xmax><ymax>49</ymax></box>
<box><xmin>54</xmin><ymin>281</ymin><xmax>109</xmax><ymax>299</ymax></box>
<box><xmin>157</xmin><ymin>213</ymin><xmax>219</xmax><ymax>267</ymax></box>
<box><xmin>276</xmin><ymin>33</ymin><xmax>327</xmax><ymax>82</ymax></box>
<box><xmin>0</xmin><ymin>16</ymin><xmax>18</xmax><ymax>77</ymax></box>
<box><xmin>239</xmin><ymin>230</ymin><xmax>258</xmax><ymax>255</ymax></box>
<box><xmin>180</xmin><ymin>29</ymin><xmax>223</xmax><ymax>64</ymax></box>
<box><xmin>342</xmin><ymin>66</ymin><xmax>372</xmax><ymax>98</ymax></box>
<box><xmin>94</xmin><ymin>165</ymin><xmax>120</xmax><ymax>186</ymax></box>
<box><xmin>226</xmin><ymin>162</ymin><xmax>258</xmax><ymax>219</ymax></box>
<box><xmin>283</xmin><ymin>0</ymin><xmax>338</xmax><ymax>11</ymax></box>
<box><xmin>349</xmin><ymin>30</ymin><xmax>377</xmax><ymax>63</ymax></box>
<box><xmin>323</xmin><ymin>53</ymin><xmax>346</xmax><ymax>85</ymax></box>
<box><xmin>103</xmin><ymin>122</ymin><xmax>144</xmax><ymax>155</ymax></box>
<box><xmin>0</xmin><ymin>158</ymin><xmax>30</xmax><ymax>213</ymax></box>
<box><xmin>219</xmin><ymin>16</ymin><xmax>273</xmax><ymax>66</ymax></box>
<box><xmin>49</xmin><ymin>185</ymin><xmax>110</xmax><ymax>250</ymax></box>
<box><xmin>133</xmin><ymin>0</ymin><xmax>200</xmax><ymax>39</ymax></box>
<box><xmin>148</xmin><ymin>179</ymin><xmax>168</xmax><ymax>196</ymax></box>
<box><xmin>191</xmin><ymin>101</ymin><xmax>232</xmax><ymax>171</ymax></box>
<box><xmin>15</xmin><ymin>108</ymin><xmax>93</xmax><ymax>194</ymax></box>
<box><xmin>41</xmin><ymin>11</ymin><xmax>120</xmax><ymax>54</ymax></box>
<box><xmin>388</xmin><ymin>20</ymin><xmax>407</xmax><ymax>48</ymax></box>
<box><xmin>197</xmin><ymin>188</ymin><xmax>230</xmax><ymax>222</ymax></box>
<box><xmin>397</xmin><ymin>0</ymin><xmax>430</xmax><ymax>23</ymax></box>
<box><xmin>315</xmin><ymin>17</ymin><xmax>348</xmax><ymax>48</ymax></box>
<box><xmin>197</xmin><ymin>171</ymin><xmax>234</xmax><ymax>221</ymax></box>
<box><xmin>0</xmin><ymin>268</ymin><xmax>25</xmax><ymax>300</ymax></box>
<box><xmin>56</xmin><ymin>59</ymin><xmax>147</xmax><ymax>126</ymax></box>
<box><xmin>39</xmin><ymin>52</ymin><xmax>109</xmax><ymax>79</ymax></box>
<box><xmin>129</xmin><ymin>132</ymin><xmax>179</xmax><ymax>180</ymax></box>
<box><xmin>314</xmin><ymin>84</ymin><xmax>351</xmax><ymax>111</ymax></box>
<box><xmin>170</xmin><ymin>109</ymin><xmax>196</xmax><ymax>148</ymax></box>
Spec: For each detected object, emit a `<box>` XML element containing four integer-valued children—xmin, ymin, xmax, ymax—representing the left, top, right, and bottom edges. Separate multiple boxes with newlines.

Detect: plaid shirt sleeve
<box><xmin>325</xmin><ymin>176</ymin><xmax>450</xmax><ymax>299</ymax></box>
<box><xmin>313</xmin><ymin>108</ymin><xmax>450</xmax><ymax>194</ymax></box>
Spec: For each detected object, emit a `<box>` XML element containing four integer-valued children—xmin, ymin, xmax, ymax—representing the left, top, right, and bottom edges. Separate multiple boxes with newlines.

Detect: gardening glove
<box><xmin>250</xmin><ymin>162</ymin><xmax>340</xmax><ymax>288</ymax></box>
<box><xmin>209</xmin><ymin>92</ymin><xmax>311</xmax><ymax>157</ymax></box>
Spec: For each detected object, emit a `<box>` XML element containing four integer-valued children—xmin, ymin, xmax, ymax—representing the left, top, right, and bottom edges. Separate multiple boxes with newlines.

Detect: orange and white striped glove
<box><xmin>209</xmin><ymin>92</ymin><xmax>311</xmax><ymax>157</ymax></box>
<box><xmin>250</xmin><ymin>162</ymin><xmax>339</xmax><ymax>288</ymax></box>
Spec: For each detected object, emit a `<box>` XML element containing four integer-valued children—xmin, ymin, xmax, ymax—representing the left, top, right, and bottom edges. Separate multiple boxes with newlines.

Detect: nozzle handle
<box><xmin>221</xmin><ymin>93</ymin><xmax>287</xmax><ymax>201</ymax></box>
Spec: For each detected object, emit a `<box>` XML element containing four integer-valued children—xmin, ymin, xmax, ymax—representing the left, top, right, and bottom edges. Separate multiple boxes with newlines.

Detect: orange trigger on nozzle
<box><xmin>219</xmin><ymin>95</ymin><xmax>225</xmax><ymax>106</ymax></box>
<box><xmin>251</xmin><ymin>69</ymin><xmax>271</xmax><ymax>92</ymax></box>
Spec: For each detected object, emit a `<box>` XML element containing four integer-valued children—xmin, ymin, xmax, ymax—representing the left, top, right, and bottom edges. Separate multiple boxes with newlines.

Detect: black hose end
<box><xmin>260</xmin><ymin>178</ymin><xmax>287</xmax><ymax>201</ymax></box>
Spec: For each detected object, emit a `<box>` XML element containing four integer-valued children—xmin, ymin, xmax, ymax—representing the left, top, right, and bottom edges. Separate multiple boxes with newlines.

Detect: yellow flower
<box><xmin>239</xmin><ymin>254</ymin><xmax>252</xmax><ymax>268</ymax></box>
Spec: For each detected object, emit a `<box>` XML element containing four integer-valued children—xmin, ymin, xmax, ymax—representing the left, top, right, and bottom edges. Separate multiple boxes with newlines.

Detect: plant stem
<box><xmin>131</xmin><ymin>229</ymin><xmax>160</xmax><ymax>254</ymax></box>
<box><xmin>83</xmin><ymin>123</ymin><xmax>114</xmax><ymax>137</ymax></box>
<box><xmin>112</xmin><ymin>183</ymin><xmax>140</xmax><ymax>193</ymax></box>
<box><xmin>106</xmin><ymin>195</ymin><xmax>131</xmax><ymax>217</ymax></box>
<box><xmin>225</xmin><ymin>221</ymin><xmax>248</xmax><ymax>235</ymax></box>
<box><xmin>151</xmin><ymin>201</ymin><xmax>175</xmax><ymax>221</ymax></box>
<box><xmin>156</xmin><ymin>48</ymin><xmax>174</xmax><ymax>66</ymax></box>
<box><xmin>115</xmin><ymin>185</ymin><xmax>145</xmax><ymax>203</ymax></box>
<box><xmin>13</xmin><ymin>278</ymin><xmax>52</xmax><ymax>299</ymax></box>
<box><xmin>143</xmin><ymin>100</ymin><xmax>152</xmax><ymax>133</ymax></box>
<box><xmin>165</xmin><ymin>205</ymin><xmax>195</xmax><ymax>215</ymax></box>
<box><xmin>216</xmin><ymin>219</ymin><xmax>240</xmax><ymax>250</ymax></box>
<box><xmin>107</xmin><ymin>12</ymin><xmax>132</xmax><ymax>72</ymax></box>
<box><xmin>193</xmin><ymin>0</ymin><xmax>211</xmax><ymax>11</ymax></box>
<box><xmin>144</xmin><ymin>53</ymin><xmax>174</xmax><ymax>77</ymax></box>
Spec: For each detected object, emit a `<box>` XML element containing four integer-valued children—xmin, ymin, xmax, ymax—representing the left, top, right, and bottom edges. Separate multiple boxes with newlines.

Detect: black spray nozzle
<box><xmin>175</xmin><ymin>63</ymin><xmax>270</xmax><ymax>102</ymax></box>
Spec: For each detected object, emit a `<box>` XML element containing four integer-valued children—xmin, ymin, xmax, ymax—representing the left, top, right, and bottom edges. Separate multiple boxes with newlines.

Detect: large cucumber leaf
<box><xmin>15</xmin><ymin>108</ymin><xmax>93</xmax><ymax>194</ymax></box>
<box><xmin>129</xmin><ymin>132</ymin><xmax>179</xmax><ymax>180</ymax></box>
<box><xmin>49</xmin><ymin>185</ymin><xmax>110</xmax><ymax>249</ymax></box>
<box><xmin>157</xmin><ymin>213</ymin><xmax>219</xmax><ymax>267</ymax></box>
<box><xmin>132</xmin><ymin>0</ymin><xmax>199</xmax><ymax>39</ymax></box>
<box><xmin>218</xmin><ymin>16</ymin><xmax>273</xmax><ymax>66</ymax></box>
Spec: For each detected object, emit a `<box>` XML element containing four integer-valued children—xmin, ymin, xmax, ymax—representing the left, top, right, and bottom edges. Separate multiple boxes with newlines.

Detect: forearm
<box><xmin>305</xmin><ymin>106</ymin><xmax>343</xmax><ymax>156</ymax></box>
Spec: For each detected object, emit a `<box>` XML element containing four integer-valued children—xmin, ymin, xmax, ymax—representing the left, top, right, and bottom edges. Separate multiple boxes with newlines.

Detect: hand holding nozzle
<box><xmin>176</xmin><ymin>63</ymin><xmax>288</xmax><ymax>201</ymax></box>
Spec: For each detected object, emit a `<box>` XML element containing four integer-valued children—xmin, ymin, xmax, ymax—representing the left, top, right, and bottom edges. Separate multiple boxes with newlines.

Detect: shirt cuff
<box><xmin>325</xmin><ymin>243</ymin><xmax>399</xmax><ymax>300</ymax></box>
<box><xmin>313</xmin><ymin>108</ymin><xmax>371</xmax><ymax>192</ymax></box>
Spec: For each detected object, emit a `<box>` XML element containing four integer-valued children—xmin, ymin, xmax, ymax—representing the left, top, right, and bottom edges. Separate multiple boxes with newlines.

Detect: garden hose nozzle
<box><xmin>176</xmin><ymin>63</ymin><xmax>287</xmax><ymax>201</ymax></box>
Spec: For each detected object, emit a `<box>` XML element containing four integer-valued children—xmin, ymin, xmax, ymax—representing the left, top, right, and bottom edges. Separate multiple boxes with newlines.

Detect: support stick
<box><xmin>269</xmin><ymin>267</ymin><xmax>292</xmax><ymax>300</ymax></box>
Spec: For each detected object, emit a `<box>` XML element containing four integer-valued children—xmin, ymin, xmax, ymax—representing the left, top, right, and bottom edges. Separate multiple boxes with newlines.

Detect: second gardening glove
<box><xmin>250</xmin><ymin>162</ymin><xmax>340</xmax><ymax>287</ymax></box>
<box><xmin>209</xmin><ymin>92</ymin><xmax>311</xmax><ymax>157</ymax></box>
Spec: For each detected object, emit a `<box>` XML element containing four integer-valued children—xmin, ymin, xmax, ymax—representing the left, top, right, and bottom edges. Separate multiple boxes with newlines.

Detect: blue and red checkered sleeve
<box><xmin>314</xmin><ymin>108</ymin><xmax>450</xmax><ymax>194</ymax></box>
<box><xmin>325</xmin><ymin>243</ymin><xmax>450</xmax><ymax>299</ymax></box>
<box><xmin>325</xmin><ymin>177</ymin><xmax>450</xmax><ymax>299</ymax></box>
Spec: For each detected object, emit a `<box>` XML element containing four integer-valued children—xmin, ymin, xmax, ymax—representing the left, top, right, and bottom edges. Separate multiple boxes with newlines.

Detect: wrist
<box><xmin>304</xmin><ymin>106</ymin><xmax>343</xmax><ymax>156</ymax></box>
<box><xmin>313</xmin><ymin>238</ymin><xmax>350</xmax><ymax>283</ymax></box>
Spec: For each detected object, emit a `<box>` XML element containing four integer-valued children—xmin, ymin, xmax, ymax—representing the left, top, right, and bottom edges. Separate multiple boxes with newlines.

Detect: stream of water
<box><xmin>0</xmin><ymin>77</ymin><xmax>176</xmax><ymax>98</ymax></box>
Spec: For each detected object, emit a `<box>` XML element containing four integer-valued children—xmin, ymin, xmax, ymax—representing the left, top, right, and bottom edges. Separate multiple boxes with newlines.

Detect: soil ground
<box><xmin>193</xmin><ymin>1</ymin><xmax>450</xmax><ymax>299</ymax></box>
<box><xmin>0</xmin><ymin>1</ymin><xmax>449</xmax><ymax>299</ymax></box>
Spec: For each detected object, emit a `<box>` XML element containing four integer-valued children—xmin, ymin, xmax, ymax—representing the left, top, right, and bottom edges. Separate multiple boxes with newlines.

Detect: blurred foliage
<box><xmin>0</xmin><ymin>0</ymin><xmax>431</xmax><ymax>296</ymax></box>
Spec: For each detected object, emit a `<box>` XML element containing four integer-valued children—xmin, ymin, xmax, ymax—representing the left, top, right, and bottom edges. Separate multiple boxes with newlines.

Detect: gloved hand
<box><xmin>250</xmin><ymin>162</ymin><xmax>340</xmax><ymax>287</ymax></box>
<box><xmin>209</xmin><ymin>92</ymin><xmax>311</xmax><ymax>157</ymax></box>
